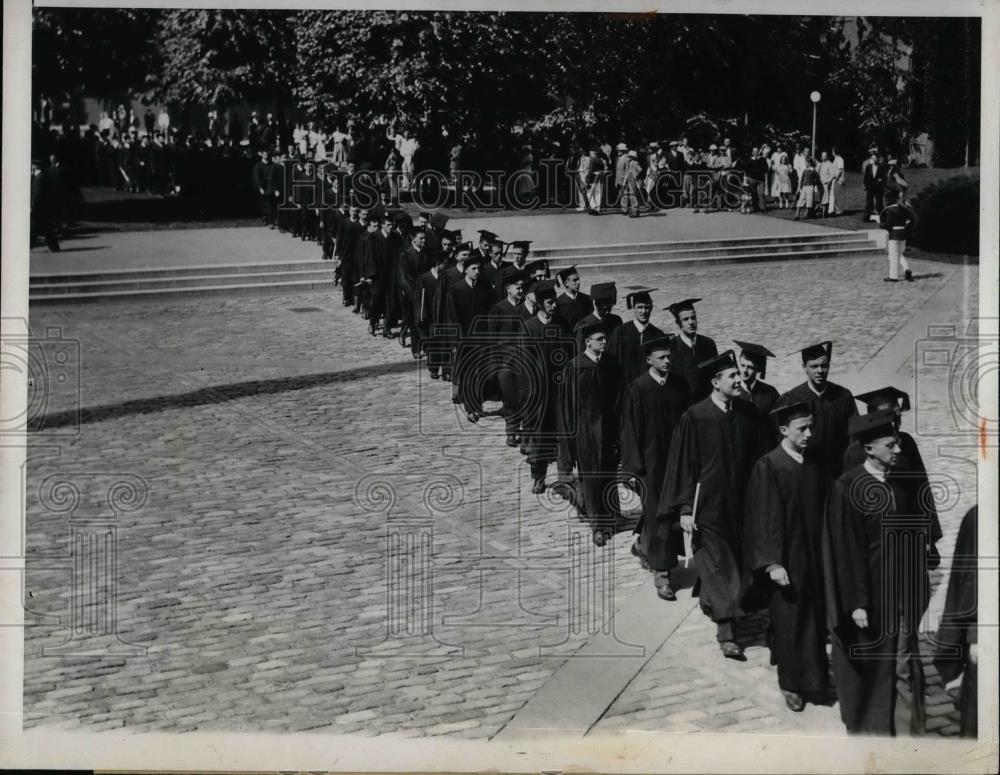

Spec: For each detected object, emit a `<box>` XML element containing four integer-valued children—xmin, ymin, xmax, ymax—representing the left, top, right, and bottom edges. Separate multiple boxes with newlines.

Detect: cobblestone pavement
<box><xmin>21</xmin><ymin>236</ymin><xmax>980</xmax><ymax>738</ymax></box>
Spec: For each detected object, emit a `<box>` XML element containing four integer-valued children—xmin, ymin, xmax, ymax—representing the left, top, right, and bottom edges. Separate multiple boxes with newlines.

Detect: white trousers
<box><xmin>888</xmin><ymin>239</ymin><xmax>911</xmax><ymax>279</ymax></box>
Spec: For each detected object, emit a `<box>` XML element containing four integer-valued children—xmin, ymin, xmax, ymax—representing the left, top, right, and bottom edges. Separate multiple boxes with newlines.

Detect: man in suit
<box><xmin>863</xmin><ymin>147</ymin><xmax>886</xmax><ymax>222</ymax></box>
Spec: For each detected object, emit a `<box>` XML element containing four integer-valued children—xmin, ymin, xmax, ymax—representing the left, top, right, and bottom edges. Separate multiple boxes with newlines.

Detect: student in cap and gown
<box><xmin>557</xmin><ymin>318</ymin><xmax>626</xmax><ymax>546</ymax></box>
<box><xmin>508</xmin><ymin>240</ymin><xmax>533</xmax><ymax>271</ymax></box>
<box><xmin>356</xmin><ymin>213</ymin><xmax>380</xmax><ymax>329</ymax></box>
<box><xmin>397</xmin><ymin>227</ymin><xmax>428</xmax><ymax>355</ymax></box>
<box><xmin>665</xmin><ymin>298</ymin><xmax>718</xmax><ymax>401</ymax></box>
<box><xmin>743</xmin><ymin>401</ymin><xmax>832</xmax><ymax>712</ymax></box>
<box><xmin>437</xmin><ymin>242</ymin><xmax>473</xmax><ymax>385</ymax></box>
<box><xmin>823</xmin><ymin>409</ymin><xmax>936</xmax><ymax>736</ymax></box>
<box><xmin>934</xmin><ymin>505</ymin><xmax>978</xmax><ymax>738</ymax></box>
<box><xmin>517</xmin><ymin>279</ymin><xmax>574</xmax><ymax>493</ymax></box>
<box><xmin>734</xmin><ymin>341</ymin><xmax>780</xmax><ymax>416</ymax></box>
<box><xmin>657</xmin><ymin>350</ymin><xmax>769</xmax><ymax>659</ymax></box>
<box><xmin>448</xmin><ymin>253</ymin><xmax>495</xmax><ymax>422</ymax></box>
<box><xmin>489</xmin><ymin>267</ymin><xmax>531</xmax><ymax>445</ymax></box>
<box><xmin>555</xmin><ymin>266</ymin><xmax>592</xmax><ymax>329</ymax></box>
<box><xmin>472</xmin><ymin>229</ymin><xmax>498</xmax><ymax>264</ymax></box>
<box><xmin>608</xmin><ymin>288</ymin><xmax>666</xmax><ymax>385</ymax></box>
<box><xmin>774</xmin><ymin>341</ymin><xmax>857</xmax><ymax>478</ymax></box>
<box><xmin>415</xmin><ymin>249</ymin><xmax>452</xmax><ymax>379</ymax></box>
<box><xmin>336</xmin><ymin>206</ymin><xmax>364</xmax><ymax>307</ymax></box>
<box><xmin>368</xmin><ymin>210</ymin><xmax>397</xmax><ymax>338</ymax></box>
<box><xmin>482</xmin><ymin>240</ymin><xmax>513</xmax><ymax>302</ymax></box>
<box><xmin>427</xmin><ymin>212</ymin><xmax>449</xmax><ymax>253</ymax></box>
<box><xmin>619</xmin><ymin>335</ymin><xmax>691</xmax><ymax>599</ymax></box>
<box><xmin>573</xmin><ymin>282</ymin><xmax>623</xmax><ymax>352</ymax></box>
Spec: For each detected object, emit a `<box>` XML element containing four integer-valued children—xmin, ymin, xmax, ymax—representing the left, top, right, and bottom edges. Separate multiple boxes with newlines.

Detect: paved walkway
<box><xmin>20</xmin><ymin>223</ymin><xmax>978</xmax><ymax>740</ymax></box>
<box><xmin>29</xmin><ymin>209</ymin><xmax>841</xmax><ymax>275</ymax></box>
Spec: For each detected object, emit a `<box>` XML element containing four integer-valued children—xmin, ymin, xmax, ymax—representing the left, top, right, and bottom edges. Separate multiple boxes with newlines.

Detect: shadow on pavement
<box><xmin>31</xmin><ymin>358</ymin><xmax>420</xmax><ymax>431</ymax></box>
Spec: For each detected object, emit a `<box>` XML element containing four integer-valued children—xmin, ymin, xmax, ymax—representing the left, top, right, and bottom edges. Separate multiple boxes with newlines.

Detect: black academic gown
<box><xmin>934</xmin><ymin>506</ymin><xmax>977</xmax><ymax>738</ymax></box>
<box><xmin>518</xmin><ymin>314</ymin><xmax>574</xmax><ymax>468</ymax></box>
<box><xmin>488</xmin><ymin>298</ymin><xmax>530</xmax><ymax>408</ymax></box>
<box><xmin>608</xmin><ymin>320</ymin><xmax>666</xmax><ymax>386</ymax></box>
<box><xmin>740</xmin><ymin>378</ymin><xmax>780</xmax><ymax>416</ymax></box>
<box><xmin>573</xmin><ymin>312</ymin><xmax>623</xmax><ymax>353</ymax></box>
<box><xmin>557</xmin><ymin>352</ymin><xmax>625</xmax><ymax>534</ymax></box>
<box><xmin>823</xmin><ymin>464</ymin><xmax>933</xmax><ymax>736</ymax></box>
<box><xmin>744</xmin><ymin>445</ymin><xmax>831</xmax><ymax>695</ymax></box>
<box><xmin>481</xmin><ymin>259</ymin><xmax>511</xmax><ymax>302</ymax></box>
<box><xmin>775</xmin><ymin>381</ymin><xmax>857</xmax><ymax>477</ymax></box>
<box><xmin>669</xmin><ymin>334</ymin><xmax>719</xmax><ymax>401</ymax></box>
<box><xmin>448</xmin><ymin>279</ymin><xmax>495</xmax><ymax>410</ymax></box>
<box><xmin>657</xmin><ymin>396</ymin><xmax>769</xmax><ymax>620</ymax></box>
<box><xmin>556</xmin><ymin>292</ymin><xmax>593</xmax><ymax>330</ymax></box>
<box><xmin>619</xmin><ymin>371</ymin><xmax>691</xmax><ymax>570</ymax></box>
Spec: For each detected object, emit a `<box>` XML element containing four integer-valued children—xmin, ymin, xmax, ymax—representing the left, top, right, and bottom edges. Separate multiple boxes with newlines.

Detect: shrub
<box><xmin>910</xmin><ymin>174</ymin><xmax>979</xmax><ymax>256</ymax></box>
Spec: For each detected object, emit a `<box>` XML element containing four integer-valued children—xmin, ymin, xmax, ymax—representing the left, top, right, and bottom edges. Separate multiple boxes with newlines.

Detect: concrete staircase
<box><xmin>29</xmin><ymin>231</ymin><xmax>879</xmax><ymax>304</ymax></box>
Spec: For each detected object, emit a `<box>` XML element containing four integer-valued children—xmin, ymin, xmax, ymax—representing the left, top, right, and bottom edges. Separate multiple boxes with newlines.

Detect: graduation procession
<box><xmin>262</xmin><ymin>200</ymin><xmax>971</xmax><ymax>739</ymax></box>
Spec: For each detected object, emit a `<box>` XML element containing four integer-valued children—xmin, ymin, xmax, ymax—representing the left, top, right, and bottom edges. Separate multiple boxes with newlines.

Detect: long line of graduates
<box><xmin>272</xmin><ymin>202</ymin><xmax>977</xmax><ymax>740</ymax></box>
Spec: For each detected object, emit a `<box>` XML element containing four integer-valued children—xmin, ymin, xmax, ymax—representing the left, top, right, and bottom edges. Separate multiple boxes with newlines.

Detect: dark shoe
<box><xmin>905</xmin><ymin>269</ymin><xmax>913</xmax><ymax>282</ymax></box>
<box><xmin>782</xmin><ymin>690</ymin><xmax>805</xmax><ymax>712</ymax></box>
<box><xmin>505</xmin><ymin>434</ymin><xmax>519</xmax><ymax>448</ymax></box>
<box><xmin>720</xmin><ymin>641</ymin><xmax>746</xmax><ymax>661</ymax></box>
<box><xmin>592</xmin><ymin>529</ymin><xmax>612</xmax><ymax>547</ymax></box>
<box><xmin>883</xmin><ymin>277</ymin><xmax>899</xmax><ymax>283</ymax></box>
<box><xmin>429</xmin><ymin>370</ymin><xmax>440</xmax><ymax>380</ymax></box>
<box><xmin>656</xmin><ymin>584</ymin><xmax>677</xmax><ymax>601</ymax></box>
<box><xmin>466</xmin><ymin>412</ymin><xmax>479</xmax><ymax>423</ymax></box>
<box><xmin>530</xmin><ymin>477</ymin><xmax>546</xmax><ymax>495</ymax></box>
<box><xmin>630</xmin><ymin>542</ymin><xmax>651</xmax><ymax>571</ymax></box>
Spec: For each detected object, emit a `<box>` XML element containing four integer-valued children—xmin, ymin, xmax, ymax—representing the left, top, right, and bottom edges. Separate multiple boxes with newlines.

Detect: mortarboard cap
<box><xmin>417</xmin><ymin>211</ymin><xmax>433</xmax><ymax>220</ymax></box>
<box><xmin>428</xmin><ymin>249</ymin><xmax>450</xmax><ymax>265</ymax></box>
<box><xmin>509</xmin><ymin>240</ymin><xmax>533</xmax><ymax>252</ymax></box>
<box><xmin>430</xmin><ymin>212</ymin><xmax>450</xmax><ymax>231</ymax></box>
<box><xmin>699</xmin><ymin>349</ymin><xmax>739</xmax><ymax>378</ymax></box>
<box><xmin>642</xmin><ymin>335</ymin><xmax>674</xmax><ymax>355</ymax></box>
<box><xmin>532</xmin><ymin>279</ymin><xmax>559</xmax><ymax>302</ymax></box>
<box><xmin>664</xmin><ymin>298</ymin><xmax>701</xmax><ymax>320</ymax></box>
<box><xmin>590</xmin><ymin>282</ymin><xmax>617</xmax><ymax>303</ymax></box>
<box><xmin>525</xmin><ymin>259</ymin><xmax>549</xmax><ymax>276</ymax></box>
<box><xmin>734</xmin><ymin>340</ymin><xmax>776</xmax><ymax>378</ymax></box>
<box><xmin>797</xmin><ymin>340</ymin><xmax>833</xmax><ymax>363</ymax></box>
<box><xmin>579</xmin><ymin>318</ymin><xmax>610</xmax><ymax>341</ymax></box>
<box><xmin>854</xmin><ymin>386</ymin><xmax>911</xmax><ymax>413</ymax></box>
<box><xmin>769</xmin><ymin>400</ymin><xmax>813</xmax><ymax>427</ymax></box>
<box><xmin>848</xmin><ymin>408</ymin><xmax>898</xmax><ymax>444</ymax></box>
<box><xmin>454</xmin><ymin>241</ymin><xmax>474</xmax><ymax>255</ymax></box>
<box><xmin>441</xmin><ymin>229</ymin><xmax>461</xmax><ymax>242</ymax></box>
<box><xmin>501</xmin><ymin>267</ymin><xmax>527</xmax><ymax>286</ymax></box>
<box><xmin>393</xmin><ymin>211</ymin><xmax>413</xmax><ymax>229</ymax></box>
<box><xmin>557</xmin><ymin>265</ymin><xmax>580</xmax><ymax>283</ymax></box>
<box><xmin>625</xmin><ymin>288</ymin><xmax>657</xmax><ymax>309</ymax></box>
<box><xmin>477</xmin><ymin>229</ymin><xmax>498</xmax><ymax>243</ymax></box>
<box><xmin>463</xmin><ymin>252</ymin><xmax>487</xmax><ymax>268</ymax></box>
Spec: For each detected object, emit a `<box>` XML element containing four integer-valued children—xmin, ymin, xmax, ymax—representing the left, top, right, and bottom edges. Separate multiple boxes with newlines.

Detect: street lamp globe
<box><xmin>810</xmin><ymin>91</ymin><xmax>822</xmax><ymax>103</ymax></box>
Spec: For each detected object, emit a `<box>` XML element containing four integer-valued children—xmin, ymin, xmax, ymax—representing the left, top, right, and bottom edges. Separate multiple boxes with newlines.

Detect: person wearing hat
<box><xmin>556</xmin><ymin>318</ymin><xmax>625</xmax><ymax>546</ymax></box>
<box><xmin>355</xmin><ymin>210</ymin><xmax>381</xmax><ymax>331</ymax></box>
<box><xmin>397</xmin><ymin>227</ymin><xmax>429</xmax><ymax>356</ymax></box>
<box><xmin>517</xmin><ymin>279</ymin><xmax>574</xmax><ymax>492</ymax></box>
<box><xmin>415</xmin><ymin>249</ymin><xmax>453</xmax><ymax>380</ymax></box>
<box><xmin>824</xmin><ymin>409</ymin><xmax>934</xmax><ymax>736</ymax></box>
<box><xmin>734</xmin><ymin>341</ymin><xmax>780</xmax><ymax>417</ymax></box>
<box><xmin>523</xmin><ymin>259</ymin><xmax>550</xmax><ymax>286</ymax></box>
<box><xmin>438</xmin><ymin>241</ymin><xmax>474</xmax><ymax>384</ymax></box>
<box><xmin>665</xmin><ymin>298</ymin><xmax>718</xmax><ymax>401</ymax></box>
<box><xmin>608</xmin><ymin>288</ymin><xmax>666</xmax><ymax>385</ymax></box>
<box><xmin>472</xmin><ymin>229</ymin><xmax>498</xmax><ymax>264</ymax></box>
<box><xmin>842</xmin><ymin>386</ymin><xmax>942</xmax><ymax>556</ymax></box>
<box><xmin>879</xmin><ymin>189</ymin><xmax>916</xmax><ymax>282</ymax></box>
<box><xmin>570</xmin><ymin>282</ymin><xmax>621</xmax><ymax>353</ymax></box>
<box><xmin>774</xmin><ymin>341</ymin><xmax>857</xmax><ymax>477</ymax></box>
<box><xmin>507</xmin><ymin>240</ymin><xmax>533</xmax><ymax>271</ymax></box>
<box><xmin>619</xmin><ymin>150</ymin><xmax>644</xmax><ymax>218</ymax></box>
<box><xmin>620</xmin><ymin>335</ymin><xmax>691</xmax><ymax>598</ymax></box>
<box><xmin>614</xmin><ymin>143</ymin><xmax>630</xmax><ymax>199</ymax></box>
<box><xmin>365</xmin><ymin>209</ymin><xmax>395</xmax><ymax>337</ymax></box>
<box><xmin>586</xmin><ymin>146</ymin><xmax>606</xmax><ymax>214</ymax></box>
<box><xmin>657</xmin><ymin>350</ymin><xmax>770</xmax><ymax>659</ymax></box>
<box><xmin>448</xmin><ymin>252</ymin><xmax>494</xmax><ymax>422</ymax></box>
<box><xmin>482</xmin><ymin>239</ymin><xmax>512</xmax><ymax>302</ymax></box>
<box><xmin>489</xmin><ymin>268</ymin><xmax>532</xmax><ymax>445</ymax></box>
<box><xmin>336</xmin><ymin>202</ymin><xmax>363</xmax><ymax>307</ymax></box>
<box><xmin>743</xmin><ymin>401</ymin><xmax>832</xmax><ymax>712</ymax></box>
<box><xmin>439</xmin><ymin>228</ymin><xmax>461</xmax><ymax>258</ymax></box>
<box><xmin>427</xmin><ymin>212</ymin><xmax>450</xmax><ymax>253</ymax></box>
<box><xmin>555</xmin><ymin>266</ymin><xmax>592</xmax><ymax>330</ymax></box>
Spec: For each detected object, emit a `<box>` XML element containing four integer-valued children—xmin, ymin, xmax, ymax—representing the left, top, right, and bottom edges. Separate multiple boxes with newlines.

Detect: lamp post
<box><xmin>810</xmin><ymin>91</ymin><xmax>821</xmax><ymax>158</ymax></box>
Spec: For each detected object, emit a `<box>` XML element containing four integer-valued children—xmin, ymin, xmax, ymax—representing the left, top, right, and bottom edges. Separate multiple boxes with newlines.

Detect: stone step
<box><xmin>573</xmin><ymin>245</ymin><xmax>880</xmax><ymax>272</ymax></box>
<box><xmin>30</xmin><ymin>260</ymin><xmax>331</xmax><ymax>284</ymax></box>
<box><xmin>29</xmin><ymin>269</ymin><xmax>335</xmax><ymax>295</ymax></box>
<box><xmin>530</xmin><ymin>230</ymin><xmax>872</xmax><ymax>258</ymax></box>
<box><xmin>29</xmin><ymin>278</ymin><xmax>337</xmax><ymax>305</ymax></box>
<box><xmin>541</xmin><ymin>238</ymin><xmax>876</xmax><ymax>267</ymax></box>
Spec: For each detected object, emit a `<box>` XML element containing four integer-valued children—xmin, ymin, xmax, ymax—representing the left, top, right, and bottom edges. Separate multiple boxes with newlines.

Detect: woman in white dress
<box><xmin>775</xmin><ymin>153</ymin><xmax>793</xmax><ymax>209</ymax></box>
